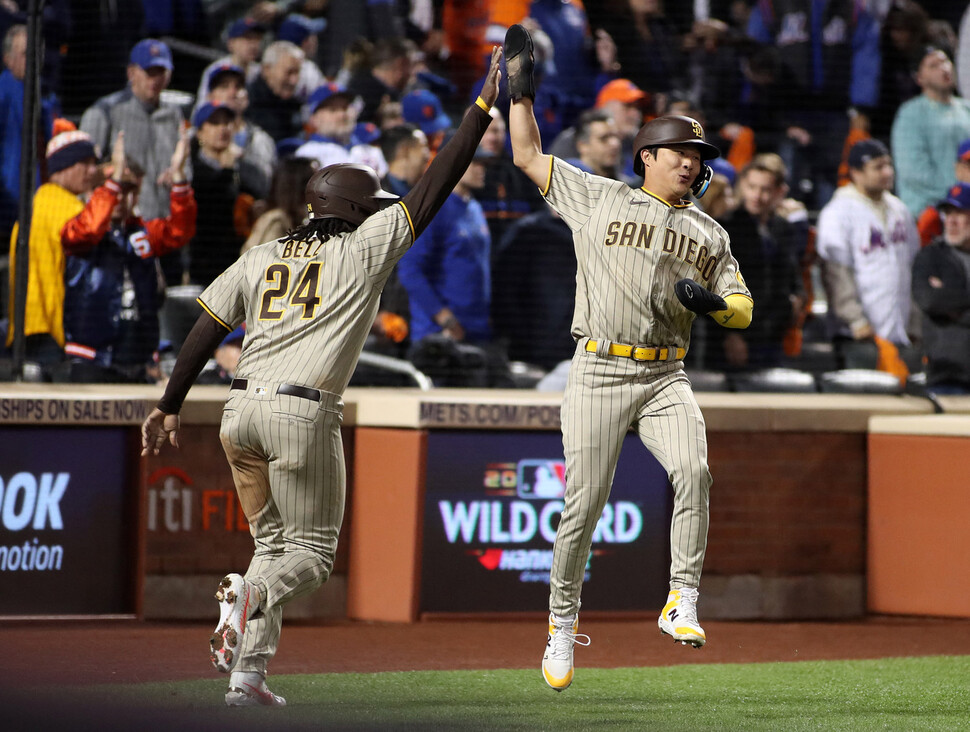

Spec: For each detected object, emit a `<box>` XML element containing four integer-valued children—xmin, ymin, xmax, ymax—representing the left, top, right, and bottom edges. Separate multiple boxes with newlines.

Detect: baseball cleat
<box><xmin>658</xmin><ymin>587</ymin><xmax>706</xmax><ymax>647</ymax></box>
<box><xmin>210</xmin><ymin>573</ymin><xmax>254</xmax><ymax>673</ymax></box>
<box><xmin>541</xmin><ymin>613</ymin><xmax>591</xmax><ymax>691</ymax></box>
<box><xmin>226</xmin><ymin>672</ymin><xmax>286</xmax><ymax>707</ymax></box>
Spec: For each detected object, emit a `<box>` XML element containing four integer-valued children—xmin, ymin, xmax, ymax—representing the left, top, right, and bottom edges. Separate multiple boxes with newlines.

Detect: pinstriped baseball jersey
<box><xmin>198</xmin><ymin>202</ymin><xmax>415</xmax><ymax>395</ymax></box>
<box><xmin>542</xmin><ymin>158</ymin><xmax>750</xmax><ymax>349</ymax></box>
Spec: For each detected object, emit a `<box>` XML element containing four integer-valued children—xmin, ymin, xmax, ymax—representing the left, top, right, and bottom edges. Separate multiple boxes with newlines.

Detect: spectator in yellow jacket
<box><xmin>7</xmin><ymin>131</ymin><xmax>105</xmax><ymax>376</ymax></box>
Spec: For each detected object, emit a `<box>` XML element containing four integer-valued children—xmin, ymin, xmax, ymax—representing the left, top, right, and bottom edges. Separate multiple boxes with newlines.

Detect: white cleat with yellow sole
<box><xmin>541</xmin><ymin>613</ymin><xmax>591</xmax><ymax>691</ymax></box>
<box><xmin>658</xmin><ymin>587</ymin><xmax>706</xmax><ymax>648</ymax></box>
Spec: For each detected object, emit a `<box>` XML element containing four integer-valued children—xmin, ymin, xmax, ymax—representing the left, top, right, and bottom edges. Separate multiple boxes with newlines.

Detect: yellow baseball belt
<box><xmin>585</xmin><ymin>340</ymin><xmax>686</xmax><ymax>362</ymax></box>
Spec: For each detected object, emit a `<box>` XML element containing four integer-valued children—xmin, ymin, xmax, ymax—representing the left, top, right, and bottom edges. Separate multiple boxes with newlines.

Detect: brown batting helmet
<box><xmin>632</xmin><ymin>115</ymin><xmax>720</xmax><ymax>176</ymax></box>
<box><xmin>305</xmin><ymin>163</ymin><xmax>399</xmax><ymax>225</ymax></box>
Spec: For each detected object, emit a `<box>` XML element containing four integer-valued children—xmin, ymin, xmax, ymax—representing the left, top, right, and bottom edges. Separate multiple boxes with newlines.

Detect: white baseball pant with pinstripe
<box><xmin>549</xmin><ymin>342</ymin><xmax>712</xmax><ymax>617</ymax></box>
<box><xmin>219</xmin><ymin>384</ymin><xmax>345</xmax><ymax>677</ymax></box>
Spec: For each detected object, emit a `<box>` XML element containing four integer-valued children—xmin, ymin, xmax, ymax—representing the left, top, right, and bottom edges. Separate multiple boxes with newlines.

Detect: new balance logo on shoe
<box><xmin>658</xmin><ymin>588</ymin><xmax>706</xmax><ymax>648</ymax></box>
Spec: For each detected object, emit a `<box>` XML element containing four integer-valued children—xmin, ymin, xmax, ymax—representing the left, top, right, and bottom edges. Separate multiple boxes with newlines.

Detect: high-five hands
<box><xmin>479</xmin><ymin>46</ymin><xmax>503</xmax><ymax>109</ymax></box>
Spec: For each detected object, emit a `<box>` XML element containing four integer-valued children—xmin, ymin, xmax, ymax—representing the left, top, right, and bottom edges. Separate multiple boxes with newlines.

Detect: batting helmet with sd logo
<box><xmin>633</xmin><ymin>114</ymin><xmax>721</xmax><ymax>198</ymax></box>
<box><xmin>632</xmin><ymin>115</ymin><xmax>720</xmax><ymax>178</ymax></box>
<box><xmin>305</xmin><ymin>163</ymin><xmax>399</xmax><ymax>225</ymax></box>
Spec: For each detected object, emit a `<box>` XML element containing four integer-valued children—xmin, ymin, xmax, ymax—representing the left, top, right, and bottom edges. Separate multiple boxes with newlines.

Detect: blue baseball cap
<box><xmin>847</xmin><ymin>139</ymin><xmax>890</xmax><ymax>170</ymax></box>
<box><xmin>939</xmin><ymin>182</ymin><xmax>970</xmax><ymax>211</ymax></box>
<box><xmin>709</xmin><ymin>157</ymin><xmax>737</xmax><ymax>185</ymax></box>
<box><xmin>192</xmin><ymin>102</ymin><xmax>236</xmax><ymax>128</ymax></box>
<box><xmin>353</xmin><ymin>121</ymin><xmax>381</xmax><ymax>145</ymax></box>
<box><xmin>276</xmin><ymin>14</ymin><xmax>327</xmax><ymax>45</ymax></box>
<box><xmin>226</xmin><ymin>17</ymin><xmax>267</xmax><ymax>39</ymax></box>
<box><xmin>401</xmin><ymin>89</ymin><xmax>451</xmax><ymax>136</ymax></box>
<box><xmin>206</xmin><ymin>61</ymin><xmax>245</xmax><ymax>89</ymax></box>
<box><xmin>129</xmin><ymin>39</ymin><xmax>173</xmax><ymax>71</ymax></box>
<box><xmin>308</xmin><ymin>82</ymin><xmax>354</xmax><ymax>112</ymax></box>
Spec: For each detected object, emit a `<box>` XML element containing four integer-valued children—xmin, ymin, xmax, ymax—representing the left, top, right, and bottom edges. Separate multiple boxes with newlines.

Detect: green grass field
<box><xmin>16</xmin><ymin>656</ymin><xmax>970</xmax><ymax>731</ymax></box>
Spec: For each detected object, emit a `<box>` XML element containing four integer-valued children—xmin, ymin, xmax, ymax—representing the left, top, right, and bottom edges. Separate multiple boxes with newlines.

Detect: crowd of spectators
<box><xmin>3</xmin><ymin>0</ymin><xmax>970</xmax><ymax>395</ymax></box>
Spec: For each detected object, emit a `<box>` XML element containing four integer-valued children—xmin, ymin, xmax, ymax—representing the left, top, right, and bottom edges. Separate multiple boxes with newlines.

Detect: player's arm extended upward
<box><xmin>509</xmin><ymin>97</ymin><xmax>553</xmax><ymax>191</ymax></box>
<box><xmin>505</xmin><ymin>25</ymin><xmax>552</xmax><ymax>189</ymax></box>
<box><xmin>399</xmin><ymin>47</ymin><xmax>502</xmax><ymax>238</ymax></box>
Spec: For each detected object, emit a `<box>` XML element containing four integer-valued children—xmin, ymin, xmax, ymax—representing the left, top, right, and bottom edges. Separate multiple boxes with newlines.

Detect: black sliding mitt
<box><xmin>504</xmin><ymin>24</ymin><xmax>536</xmax><ymax>102</ymax></box>
<box><xmin>674</xmin><ymin>278</ymin><xmax>727</xmax><ymax>314</ymax></box>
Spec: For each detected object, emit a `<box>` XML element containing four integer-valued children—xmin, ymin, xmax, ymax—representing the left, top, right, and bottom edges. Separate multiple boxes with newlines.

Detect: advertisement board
<box><xmin>420</xmin><ymin>431</ymin><xmax>671</xmax><ymax>613</ymax></box>
<box><xmin>0</xmin><ymin>427</ymin><xmax>135</xmax><ymax>615</ymax></box>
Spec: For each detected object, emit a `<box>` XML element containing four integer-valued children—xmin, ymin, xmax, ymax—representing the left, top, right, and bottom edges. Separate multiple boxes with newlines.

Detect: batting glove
<box><xmin>674</xmin><ymin>278</ymin><xmax>727</xmax><ymax>314</ymax></box>
<box><xmin>504</xmin><ymin>24</ymin><xmax>536</xmax><ymax>102</ymax></box>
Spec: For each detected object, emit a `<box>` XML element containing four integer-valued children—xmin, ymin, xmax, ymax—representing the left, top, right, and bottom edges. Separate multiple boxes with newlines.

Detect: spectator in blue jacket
<box><xmin>64</xmin><ymin>132</ymin><xmax>196</xmax><ymax>383</ymax></box>
<box><xmin>397</xmin><ymin>137</ymin><xmax>511</xmax><ymax>386</ymax></box>
<box><xmin>398</xmin><ymin>141</ymin><xmax>493</xmax><ymax>346</ymax></box>
<box><xmin>0</xmin><ymin>25</ymin><xmax>54</xmax><ymax>251</ymax></box>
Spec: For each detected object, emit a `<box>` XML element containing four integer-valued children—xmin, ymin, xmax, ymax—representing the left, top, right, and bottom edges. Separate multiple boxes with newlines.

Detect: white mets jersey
<box><xmin>816</xmin><ymin>184</ymin><xmax>918</xmax><ymax>344</ymax></box>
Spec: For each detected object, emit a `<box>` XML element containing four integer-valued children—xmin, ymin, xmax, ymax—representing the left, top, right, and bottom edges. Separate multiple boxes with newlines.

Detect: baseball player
<box><xmin>141</xmin><ymin>47</ymin><xmax>504</xmax><ymax>707</ymax></box>
<box><xmin>504</xmin><ymin>25</ymin><xmax>753</xmax><ymax>692</ymax></box>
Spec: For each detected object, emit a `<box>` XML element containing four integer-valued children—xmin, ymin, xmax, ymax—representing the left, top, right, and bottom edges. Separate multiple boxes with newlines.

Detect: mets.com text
<box><xmin>420</xmin><ymin>402</ymin><xmax>561</xmax><ymax>429</ymax></box>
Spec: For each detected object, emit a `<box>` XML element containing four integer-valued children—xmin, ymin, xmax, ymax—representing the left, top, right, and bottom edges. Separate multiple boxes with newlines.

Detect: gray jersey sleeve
<box><xmin>542</xmin><ymin>158</ymin><xmax>623</xmax><ymax>233</ymax></box>
<box><xmin>198</xmin><ymin>251</ymin><xmax>252</xmax><ymax>329</ymax></box>
<box><xmin>351</xmin><ymin>202</ymin><xmax>415</xmax><ymax>284</ymax></box>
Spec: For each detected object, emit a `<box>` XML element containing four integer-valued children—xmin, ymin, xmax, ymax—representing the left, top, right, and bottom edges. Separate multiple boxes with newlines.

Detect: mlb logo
<box><xmin>516</xmin><ymin>460</ymin><xmax>566</xmax><ymax>499</ymax></box>
<box><xmin>254</xmin><ymin>386</ymin><xmax>267</xmax><ymax>395</ymax></box>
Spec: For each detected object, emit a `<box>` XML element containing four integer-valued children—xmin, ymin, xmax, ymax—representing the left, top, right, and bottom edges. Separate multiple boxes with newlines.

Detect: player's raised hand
<box><xmin>141</xmin><ymin>407</ymin><xmax>181</xmax><ymax>456</ymax></box>
<box><xmin>479</xmin><ymin>46</ymin><xmax>503</xmax><ymax>109</ymax></box>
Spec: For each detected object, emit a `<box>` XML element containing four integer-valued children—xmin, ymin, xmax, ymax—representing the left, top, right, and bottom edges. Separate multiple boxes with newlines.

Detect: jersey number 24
<box><xmin>258</xmin><ymin>262</ymin><xmax>322</xmax><ymax>321</ymax></box>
